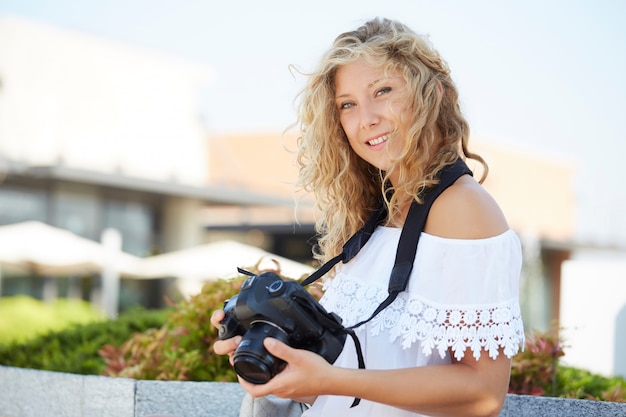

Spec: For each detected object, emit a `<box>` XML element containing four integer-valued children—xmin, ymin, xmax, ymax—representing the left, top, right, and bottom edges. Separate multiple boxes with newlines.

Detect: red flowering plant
<box><xmin>509</xmin><ymin>324</ymin><xmax>565</xmax><ymax>397</ymax></box>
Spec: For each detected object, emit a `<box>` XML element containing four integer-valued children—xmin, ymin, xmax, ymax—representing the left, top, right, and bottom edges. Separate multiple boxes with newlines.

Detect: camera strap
<box><xmin>300</xmin><ymin>157</ymin><xmax>472</xmax><ymax>407</ymax></box>
<box><xmin>301</xmin><ymin>157</ymin><xmax>472</xmax><ymax>296</ymax></box>
<box><xmin>346</xmin><ymin>158</ymin><xmax>472</xmax><ymax>330</ymax></box>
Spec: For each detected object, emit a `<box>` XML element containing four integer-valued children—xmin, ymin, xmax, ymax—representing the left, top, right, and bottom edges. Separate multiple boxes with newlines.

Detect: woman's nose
<box><xmin>359</xmin><ymin>104</ymin><xmax>381</xmax><ymax>129</ymax></box>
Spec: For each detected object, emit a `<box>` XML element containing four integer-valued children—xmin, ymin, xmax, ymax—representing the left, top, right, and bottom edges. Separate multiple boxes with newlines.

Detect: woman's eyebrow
<box><xmin>368</xmin><ymin>78</ymin><xmax>382</xmax><ymax>88</ymax></box>
<box><xmin>335</xmin><ymin>78</ymin><xmax>388</xmax><ymax>99</ymax></box>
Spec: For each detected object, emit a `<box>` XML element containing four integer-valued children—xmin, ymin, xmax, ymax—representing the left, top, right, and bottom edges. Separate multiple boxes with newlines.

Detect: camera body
<box><xmin>218</xmin><ymin>271</ymin><xmax>346</xmax><ymax>384</ymax></box>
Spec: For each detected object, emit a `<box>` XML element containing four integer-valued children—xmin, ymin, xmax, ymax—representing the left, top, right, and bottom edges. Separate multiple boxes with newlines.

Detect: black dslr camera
<box><xmin>218</xmin><ymin>271</ymin><xmax>347</xmax><ymax>384</ymax></box>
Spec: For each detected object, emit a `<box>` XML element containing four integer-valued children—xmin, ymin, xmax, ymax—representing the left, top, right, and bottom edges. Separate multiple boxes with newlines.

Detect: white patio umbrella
<box><xmin>140</xmin><ymin>240</ymin><xmax>315</xmax><ymax>297</ymax></box>
<box><xmin>0</xmin><ymin>221</ymin><xmax>147</xmax><ymax>318</ymax></box>
<box><xmin>0</xmin><ymin>221</ymin><xmax>144</xmax><ymax>277</ymax></box>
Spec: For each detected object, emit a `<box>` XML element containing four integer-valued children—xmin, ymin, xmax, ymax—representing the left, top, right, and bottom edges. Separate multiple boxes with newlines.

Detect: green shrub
<box><xmin>558</xmin><ymin>366</ymin><xmax>626</xmax><ymax>402</ymax></box>
<box><xmin>100</xmin><ymin>275</ymin><xmax>246</xmax><ymax>381</ymax></box>
<box><xmin>100</xmin><ymin>264</ymin><xmax>321</xmax><ymax>382</ymax></box>
<box><xmin>0</xmin><ymin>307</ymin><xmax>168</xmax><ymax>375</ymax></box>
<box><xmin>509</xmin><ymin>326</ymin><xmax>626</xmax><ymax>402</ymax></box>
<box><xmin>0</xmin><ymin>295</ymin><xmax>106</xmax><ymax>344</ymax></box>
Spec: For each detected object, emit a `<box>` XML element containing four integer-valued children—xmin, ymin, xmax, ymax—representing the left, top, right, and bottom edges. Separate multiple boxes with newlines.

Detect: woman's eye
<box><xmin>376</xmin><ymin>87</ymin><xmax>392</xmax><ymax>96</ymax></box>
<box><xmin>339</xmin><ymin>102</ymin><xmax>355</xmax><ymax>110</ymax></box>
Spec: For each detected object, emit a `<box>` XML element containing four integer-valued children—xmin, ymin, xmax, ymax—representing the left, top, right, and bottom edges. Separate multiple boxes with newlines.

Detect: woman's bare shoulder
<box><xmin>423</xmin><ymin>174</ymin><xmax>509</xmax><ymax>239</ymax></box>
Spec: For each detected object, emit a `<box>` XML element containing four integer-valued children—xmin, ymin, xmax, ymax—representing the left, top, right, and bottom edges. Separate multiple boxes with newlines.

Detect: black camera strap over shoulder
<box><xmin>300</xmin><ymin>158</ymin><xmax>472</xmax><ymax>407</ymax></box>
<box><xmin>348</xmin><ymin>158</ymin><xmax>472</xmax><ymax>330</ymax></box>
<box><xmin>301</xmin><ymin>157</ymin><xmax>472</xmax><ymax>297</ymax></box>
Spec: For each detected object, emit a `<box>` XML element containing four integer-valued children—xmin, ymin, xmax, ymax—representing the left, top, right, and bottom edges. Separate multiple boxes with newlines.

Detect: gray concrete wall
<box><xmin>1</xmin><ymin>365</ymin><xmax>625</xmax><ymax>417</ymax></box>
<box><xmin>0</xmin><ymin>365</ymin><xmax>136</xmax><ymax>417</ymax></box>
<box><xmin>499</xmin><ymin>394</ymin><xmax>626</xmax><ymax>417</ymax></box>
<box><xmin>135</xmin><ymin>380</ymin><xmax>245</xmax><ymax>417</ymax></box>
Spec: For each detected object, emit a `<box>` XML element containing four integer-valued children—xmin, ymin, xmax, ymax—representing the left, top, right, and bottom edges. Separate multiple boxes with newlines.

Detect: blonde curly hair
<box><xmin>294</xmin><ymin>17</ymin><xmax>487</xmax><ymax>264</ymax></box>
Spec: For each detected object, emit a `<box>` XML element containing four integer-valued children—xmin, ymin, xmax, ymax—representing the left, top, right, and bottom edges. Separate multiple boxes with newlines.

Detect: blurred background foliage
<box><xmin>508</xmin><ymin>325</ymin><xmax>626</xmax><ymax>402</ymax></box>
<box><xmin>0</xmin><ymin>295</ymin><xmax>107</xmax><ymax>344</ymax></box>
<box><xmin>0</xmin><ymin>267</ymin><xmax>623</xmax><ymax>402</ymax></box>
<box><xmin>0</xmin><ymin>301</ymin><xmax>167</xmax><ymax>375</ymax></box>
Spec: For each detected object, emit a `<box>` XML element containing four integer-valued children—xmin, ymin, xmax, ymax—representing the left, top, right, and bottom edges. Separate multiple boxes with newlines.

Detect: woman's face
<box><xmin>334</xmin><ymin>58</ymin><xmax>410</xmax><ymax>182</ymax></box>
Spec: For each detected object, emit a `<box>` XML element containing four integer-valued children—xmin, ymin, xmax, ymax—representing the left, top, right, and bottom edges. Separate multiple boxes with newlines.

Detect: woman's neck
<box><xmin>386</xmin><ymin>198</ymin><xmax>411</xmax><ymax>228</ymax></box>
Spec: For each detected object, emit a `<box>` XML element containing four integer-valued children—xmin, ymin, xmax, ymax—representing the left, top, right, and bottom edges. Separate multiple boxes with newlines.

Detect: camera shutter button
<box><xmin>267</xmin><ymin>280</ymin><xmax>285</xmax><ymax>296</ymax></box>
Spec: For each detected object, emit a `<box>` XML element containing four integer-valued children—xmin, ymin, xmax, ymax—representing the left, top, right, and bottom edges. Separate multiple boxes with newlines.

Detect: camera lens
<box><xmin>233</xmin><ymin>320</ymin><xmax>290</xmax><ymax>384</ymax></box>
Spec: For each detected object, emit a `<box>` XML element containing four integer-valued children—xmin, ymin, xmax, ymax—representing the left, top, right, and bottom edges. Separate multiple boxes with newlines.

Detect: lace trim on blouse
<box><xmin>322</xmin><ymin>275</ymin><xmax>525</xmax><ymax>361</ymax></box>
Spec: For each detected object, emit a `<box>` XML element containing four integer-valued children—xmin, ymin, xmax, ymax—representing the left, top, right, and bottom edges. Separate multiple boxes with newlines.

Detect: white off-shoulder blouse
<box><xmin>303</xmin><ymin>226</ymin><xmax>524</xmax><ymax>417</ymax></box>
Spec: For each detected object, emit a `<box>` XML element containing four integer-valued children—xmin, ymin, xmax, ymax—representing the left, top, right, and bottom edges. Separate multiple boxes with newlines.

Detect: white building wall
<box><xmin>0</xmin><ymin>16</ymin><xmax>212</xmax><ymax>185</ymax></box>
<box><xmin>161</xmin><ymin>198</ymin><xmax>205</xmax><ymax>252</ymax></box>
<box><xmin>560</xmin><ymin>259</ymin><xmax>626</xmax><ymax>378</ymax></box>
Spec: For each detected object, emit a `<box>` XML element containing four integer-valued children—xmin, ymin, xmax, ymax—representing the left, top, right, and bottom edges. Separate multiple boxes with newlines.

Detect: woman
<box><xmin>212</xmin><ymin>17</ymin><xmax>524</xmax><ymax>417</ymax></box>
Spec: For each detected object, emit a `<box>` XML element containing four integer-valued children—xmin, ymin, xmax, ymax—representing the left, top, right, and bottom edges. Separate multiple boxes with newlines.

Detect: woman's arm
<box><xmin>243</xmin><ymin>338</ymin><xmax>510</xmax><ymax>417</ymax></box>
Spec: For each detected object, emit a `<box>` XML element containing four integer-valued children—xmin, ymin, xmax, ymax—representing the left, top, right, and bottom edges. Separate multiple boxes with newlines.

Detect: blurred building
<box><xmin>0</xmin><ymin>15</ymin><xmax>297</xmax><ymax>248</ymax></box>
<box><xmin>3</xmin><ymin>16</ymin><xmax>622</xmax><ymax>375</ymax></box>
<box><xmin>0</xmin><ymin>16</ymin><xmax>294</xmax><ymax>307</ymax></box>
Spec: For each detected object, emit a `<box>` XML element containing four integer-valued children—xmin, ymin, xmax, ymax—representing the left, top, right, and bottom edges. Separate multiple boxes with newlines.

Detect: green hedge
<box><xmin>99</xmin><ymin>274</ymin><xmax>248</xmax><ymax>382</ymax></box>
<box><xmin>0</xmin><ymin>295</ymin><xmax>107</xmax><ymax>344</ymax></box>
<box><xmin>0</xmin><ymin>307</ymin><xmax>168</xmax><ymax>375</ymax></box>
<box><xmin>557</xmin><ymin>366</ymin><xmax>626</xmax><ymax>402</ymax></box>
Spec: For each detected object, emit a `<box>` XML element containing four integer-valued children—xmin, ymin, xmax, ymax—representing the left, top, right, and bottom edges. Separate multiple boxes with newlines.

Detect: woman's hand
<box><xmin>210</xmin><ymin>311</ymin><xmax>320</xmax><ymax>405</ymax></box>
<box><xmin>210</xmin><ymin>310</ymin><xmax>241</xmax><ymax>365</ymax></box>
<box><xmin>239</xmin><ymin>337</ymin><xmax>327</xmax><ymax>403</ymax></box>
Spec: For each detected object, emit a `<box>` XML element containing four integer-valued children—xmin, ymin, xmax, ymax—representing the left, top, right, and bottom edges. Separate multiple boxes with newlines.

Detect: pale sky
<box><xmin>1</xmin><ymin>0</ymin><xmax>625</xmax><ymax>249</ymax></box>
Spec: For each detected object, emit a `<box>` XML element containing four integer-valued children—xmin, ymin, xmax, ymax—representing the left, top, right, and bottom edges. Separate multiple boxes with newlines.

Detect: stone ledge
<box><xmin>136</xmin><ymin>380</ymin><xmax>245</xmax><ymax>417</ymax></box>
<box><xmin>499</xmin><ymin>394</ymin><xmax>626</xmax><ymax>416</ymax></box>
<box><xmin>1</xmin><ymin>365</ymin><xmax>625</xmax><ymax>416</ymax></box>
<box><xmin>0</xmin><ymin>365</ymin><xmax>135</xmax><ymax>417</ymax></box>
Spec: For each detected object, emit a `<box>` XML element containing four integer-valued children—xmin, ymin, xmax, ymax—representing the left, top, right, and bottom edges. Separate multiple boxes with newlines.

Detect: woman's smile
<box><xmin>367</xmin><ymin>133</ymin><xmax>390</xmax><ymax>147</ymax></box>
